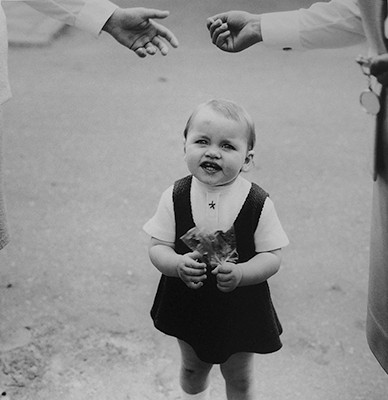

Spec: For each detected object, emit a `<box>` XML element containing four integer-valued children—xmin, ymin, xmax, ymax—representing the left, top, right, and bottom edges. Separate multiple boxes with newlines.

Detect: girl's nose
<box><xmin>205</xmin><ymin>146</ymin><xmax>221</xmax><ymax>158</ymax></box>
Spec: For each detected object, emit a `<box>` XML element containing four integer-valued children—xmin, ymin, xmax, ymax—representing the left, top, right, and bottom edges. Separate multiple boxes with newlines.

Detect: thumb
<box><xmin>140</xmin><ymin>9</ymin><xmax>170</xmax><ymax>20</ymax></box>
<box><xmin>212</xmin><ymin>264</ymin><xmax>225</xmax><ymax>274</ymax></box>
<box><xmin>211</xmin><ymin>265</ymin><xmax>220</xmax><ymax>274</ymax></box>
<box><xmin>190</xmin><ymin>250</ymin><xmax>203</xmax><ymax>259</ymax></box>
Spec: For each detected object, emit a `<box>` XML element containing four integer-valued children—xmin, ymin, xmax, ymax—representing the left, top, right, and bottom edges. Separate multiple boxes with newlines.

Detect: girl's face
<box><xmin>184</xmin><ymin>107</ymin><xmax>254</xmax><ymax>187</ymax></box>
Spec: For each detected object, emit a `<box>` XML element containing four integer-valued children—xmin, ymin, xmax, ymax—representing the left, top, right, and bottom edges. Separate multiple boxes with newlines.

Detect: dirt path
<box><xmin>1</xmin><ymin>1</ymin><xmax>388</xmax><ymax>399</ymax></box>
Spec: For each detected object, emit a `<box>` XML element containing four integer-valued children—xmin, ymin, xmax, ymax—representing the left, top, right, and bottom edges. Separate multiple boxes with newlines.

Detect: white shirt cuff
<box><xmin>261</xmin><ymin>10</ymin><xmax>303</xmax><ymax>50</ymax></box>
<box><xmin>75</xmin><ymin>0</ymin><xmax>118</xmax><ymax>37</ymax></box>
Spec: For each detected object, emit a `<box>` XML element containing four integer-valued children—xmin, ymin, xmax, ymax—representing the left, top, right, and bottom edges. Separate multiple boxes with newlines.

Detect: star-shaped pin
<box><xmin>209</xmin><ymin>201</ymin><xmax>216</xmax><ymax>209</ymax></box>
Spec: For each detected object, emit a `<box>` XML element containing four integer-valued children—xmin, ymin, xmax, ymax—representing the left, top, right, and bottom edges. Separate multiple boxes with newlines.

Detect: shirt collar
<box><xmin>192</xmin><ymin>175</ymin><xmax>243</xmax><ymax>195</ymax></box>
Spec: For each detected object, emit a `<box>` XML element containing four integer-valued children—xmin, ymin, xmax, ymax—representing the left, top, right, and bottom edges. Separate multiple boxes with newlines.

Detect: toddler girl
<box><xmin>143</xmin><ymin>99</ymin><xmax>289</xmax><ymax>400</ymax></box>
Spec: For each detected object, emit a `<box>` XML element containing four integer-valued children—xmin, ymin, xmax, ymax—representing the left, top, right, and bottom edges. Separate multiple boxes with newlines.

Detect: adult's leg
<box><xmin>177</xmin><ymin>339</ymin><xmax>213</xmax><ymax>396</ymax></box>
<box><xmin>0</xmin><ymin>106</ymin><xmax>9</xmax><ymax>250</ymax></box>
<box><xmin>367</xmin><ymin>98</ymin><xmax>388</xmax><ymax>373</ymax></box>
<box><xmin>367</xmin><ymin>178</ymin><xmax>388</xmax><ymax>373</ymax></box>
<box><xmin>220</xmin><ymin>352</ymin><xmax>256</xmax><ymax>400</ymax></box>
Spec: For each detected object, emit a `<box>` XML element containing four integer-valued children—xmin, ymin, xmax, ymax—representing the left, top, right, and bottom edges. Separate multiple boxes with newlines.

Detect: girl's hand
<box><xmin>212</xmin><ymin>262</ymin><xmax>242</xmax><ymax>292</ymax></box>
<box><xmin>177</xmin><ymin>251</ymin><xmax>207</xmax><ymax>289</ymax></box>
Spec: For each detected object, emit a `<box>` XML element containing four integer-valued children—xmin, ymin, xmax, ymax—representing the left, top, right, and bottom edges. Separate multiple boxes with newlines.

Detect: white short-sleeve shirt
<box><xmin>143</xmin><ymin>176</ymin><xmax>289</xmax><ymax>253</ymax></box>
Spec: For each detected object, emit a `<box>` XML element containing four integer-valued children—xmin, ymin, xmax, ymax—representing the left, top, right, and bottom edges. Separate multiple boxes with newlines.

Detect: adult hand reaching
<box><xmin>207</xmin><ymin>11</ymin><xmax>262</xmax><ymax>53</ymax></box>
<box><xmin>102</xmin><ymin>7</ymin><xmax>179</xmax><ymax>57</ymax></box>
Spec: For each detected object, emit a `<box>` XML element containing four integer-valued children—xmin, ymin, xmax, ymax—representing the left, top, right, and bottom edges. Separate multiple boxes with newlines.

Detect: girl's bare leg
<box><xmin>220</xmin><ymin>352</ymin><xmax>256</xmax><ymax>400</ymax></box>
<box><xmin>178</xmin><ymin>339</ymin><xmax>213</xmax><ymax>396</ymax></box>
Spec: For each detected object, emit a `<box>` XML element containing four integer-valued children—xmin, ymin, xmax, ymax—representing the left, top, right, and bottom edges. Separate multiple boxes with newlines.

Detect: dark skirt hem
<box><xmin>153</xmin><ymin>320</ymin><xmax>283</xmax><ymax>364</ymax></box>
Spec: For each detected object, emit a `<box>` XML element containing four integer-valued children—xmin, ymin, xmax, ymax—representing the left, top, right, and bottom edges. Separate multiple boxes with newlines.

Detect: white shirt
<box><xmin>385</xmin><ymin>0</ymin><xmax>388</xmax><ymax>39</ymax></box>
<box><xmin>17</xmin><ymin>0</ymin><xmax>118</xmax><ymax>37</ymax></box>
<box><xmin>0</xmin><ymin>0</ymin><xmax>118</xmax><ymax>104</ymax></box>
<box><xmin>261</xmin><ymin>0</ymin><xmax>366</xmax><ymax>50</ymax></box>
<box><xmin>143</xmin><ymin>176</ymin><xmax>289</xmax><ymax>253</ymax></box>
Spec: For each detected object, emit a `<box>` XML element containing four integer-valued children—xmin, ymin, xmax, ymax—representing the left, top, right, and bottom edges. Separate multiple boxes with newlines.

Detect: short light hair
<box><xmin>183</xmin><ymin>99</ymin><xmax>256</xmax><ymax>150</ymax></box>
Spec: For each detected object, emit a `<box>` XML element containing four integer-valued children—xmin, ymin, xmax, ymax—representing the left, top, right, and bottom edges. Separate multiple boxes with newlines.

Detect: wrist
<box><xmin>236</xmin><ymin>264</ymin><xmax>244</xmax><ymax>287</ymax></box>
<box><xmin>102</xmin><ymin>8</ymin><xmax>121</xmax><ymax>34</ymax></box>
<box><xmin>250</xmin><ymin>15</ymin><xmax>263</xmax><ymax>43</ymax></box>
<box><xmin>175</xmin><ymin>254</ymin><xmax>183</xmax><ymax>279</ymax></box>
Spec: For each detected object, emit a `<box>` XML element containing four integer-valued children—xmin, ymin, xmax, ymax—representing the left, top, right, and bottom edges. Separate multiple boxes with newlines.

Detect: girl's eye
<box><xmin>196</xmin><ymin>139</ymin><xmax>208</xmax><ymax>145</ymax></box>
<box><xmin>222</xmin><ymin>143</ymin><xmax>235</xmax><ymax>150</ymax></box>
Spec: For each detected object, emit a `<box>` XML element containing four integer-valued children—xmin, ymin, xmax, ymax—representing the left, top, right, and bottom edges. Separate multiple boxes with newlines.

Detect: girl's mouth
<box><xmin>200</xmin><ymin>161</ymin><xmax>222</xmax><ymax>172</ymax></box>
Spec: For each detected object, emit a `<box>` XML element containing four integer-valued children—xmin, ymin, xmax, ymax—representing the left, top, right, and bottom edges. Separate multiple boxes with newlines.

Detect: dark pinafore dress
<box><xmin>150</xmin><ymin>175</ymin><xmax>282</xmax><ymax>364</ymax></box>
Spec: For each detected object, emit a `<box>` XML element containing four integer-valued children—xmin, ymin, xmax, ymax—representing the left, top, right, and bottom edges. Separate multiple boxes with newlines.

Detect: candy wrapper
<box><xmin>180</xmin><ymin>226</ymin><xmax>239</xmax><ymax>270</ymax></box>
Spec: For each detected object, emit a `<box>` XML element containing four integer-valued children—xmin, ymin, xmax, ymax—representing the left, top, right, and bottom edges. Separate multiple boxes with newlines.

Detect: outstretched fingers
<box><xmin>152</xmin><ymin>21</ymin><xmax>179</xmax><ymax>50</ymax></box>
<box><xmin>140</xmin><ymin>8</ymin><xmax>170</xmax><ymax>20</ymax></box>
<box><xmin>132</xmin><ymin>29</ymin><xmax>178</xmax><ymax>57</ymax></box>
<box><xmin>144</xmin><ymin>42</ymin><xmax>157</xmax><ymax>55</ymax></box>
<box><xmin>151</xmin><ymin>37</ymin><xmax>167</xmax><ymax>55</ymax></box>
<box><xmin>134</xmin><ymin>47</ymin><xmax>147</xmax><ymax>57</ymax></box>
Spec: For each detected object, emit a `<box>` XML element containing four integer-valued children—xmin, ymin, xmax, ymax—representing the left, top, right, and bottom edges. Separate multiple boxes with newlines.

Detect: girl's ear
<box><xmin>241</xmin><ymin>150</ymin><xmax>254</xmax><ymax>172</ymax></box>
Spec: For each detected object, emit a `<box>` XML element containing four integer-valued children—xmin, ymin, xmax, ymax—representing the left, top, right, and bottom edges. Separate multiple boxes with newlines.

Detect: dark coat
<box><xmin>358</xmin><ymin>0</ymin><xmax>388</xmax><ymax>374</ymax></box>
